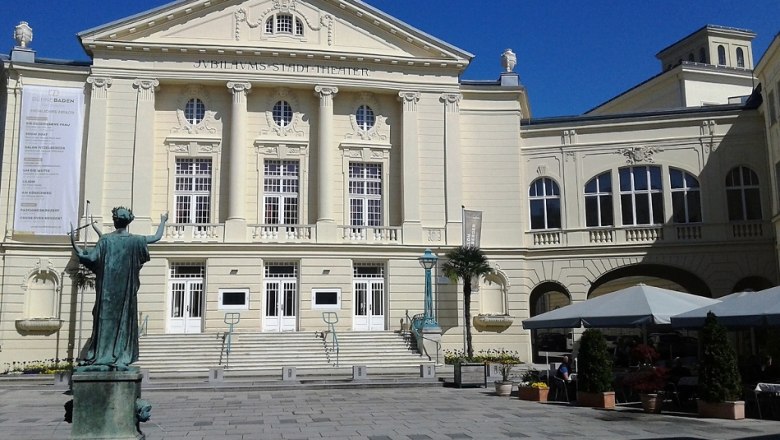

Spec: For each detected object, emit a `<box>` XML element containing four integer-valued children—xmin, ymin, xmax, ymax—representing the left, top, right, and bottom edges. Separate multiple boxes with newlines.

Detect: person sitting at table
<box><xmin>556</xmin><ymin>355</ymin><xmax>573</xmax><ymax>381</ymax></box>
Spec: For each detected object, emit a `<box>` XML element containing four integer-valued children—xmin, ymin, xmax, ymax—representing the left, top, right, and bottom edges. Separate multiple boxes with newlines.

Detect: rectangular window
<box><xmin>349</xmin><ymin>163</ymin><xmax>382</xmax><ymax>227</ymax></box>
<box><xmin>770</xmin><ymin>90</ymin><xmax>778</xmax><ymax>125</ymax></box>
<box><xmin>263</xmin><ymin>160</ymin><xmax>299</xmax><ymax>226</ymax></box>
<box><xmin>219</xmin><ymin>288</ymin><xmax>249</xmax><ymax>310</ymax></box>
<box><xmin>312</xmin><ymin>288</ymin><xmax>341</xmax><ymax>309</ymax></box>
<box><xmin>174</xmin><ymin>158</ymin><xmax>212</xmax><ymax>224</ymax></box>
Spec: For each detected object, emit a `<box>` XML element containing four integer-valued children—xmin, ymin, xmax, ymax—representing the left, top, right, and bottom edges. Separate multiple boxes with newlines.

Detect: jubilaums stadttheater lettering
<box><xmin>194</xmin><ymin>60</ymin><xmax>370</xmax><ymax>76</ymax></box>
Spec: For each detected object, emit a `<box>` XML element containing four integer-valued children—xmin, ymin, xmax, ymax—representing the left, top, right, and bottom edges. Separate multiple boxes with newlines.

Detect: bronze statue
<box><xmin>70</xmin><ymin>207</ymin><xmax>167</xmax><ymax>371</ymax></box>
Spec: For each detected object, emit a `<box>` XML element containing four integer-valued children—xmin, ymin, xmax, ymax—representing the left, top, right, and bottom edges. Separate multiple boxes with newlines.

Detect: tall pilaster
<box><xmin>442</xmin><ymin>93</ymin><xmax>463</xmax><ymax>245</ymax></box>
<box><xmin>225</xmin><ymin>81</ymin><xmax>251</xmax><ymax>242</ymax></box>
<box><xmin>399</xmin><ymin>91</ymin><xmax>423</xmax><ymax>244</ymax></box>
<box><xmin>83</xmin><ymin>76</ymin><xmax>112</xmax><ymax>239</ymax></box>
<box><xmin>314</xmin><ymin>85</ymin><xmax>338</xmax><ymax>242</ymax></box>
<box><xmin>130</xmin><ymin>78</ymin><xmax>159</xmax><ymax>234</ymax></box>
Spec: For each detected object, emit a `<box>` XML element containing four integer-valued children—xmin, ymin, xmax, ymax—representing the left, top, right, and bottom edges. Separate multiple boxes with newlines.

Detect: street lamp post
<box><xmin>418</xmin><ymin>248</ymin><xmax>439</xmax><ymax>328</ymax></box>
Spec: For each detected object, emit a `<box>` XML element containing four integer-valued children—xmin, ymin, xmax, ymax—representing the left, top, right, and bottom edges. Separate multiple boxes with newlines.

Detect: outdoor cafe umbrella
<box><xmin>522</xmin><ymin>284</ymin><xmax>720</xmax><ymax>330</ymax></box>
<box><xmin>671</xmin><ymin>286</ymin><xmax>780</xmax><ymax>328</ymax></box>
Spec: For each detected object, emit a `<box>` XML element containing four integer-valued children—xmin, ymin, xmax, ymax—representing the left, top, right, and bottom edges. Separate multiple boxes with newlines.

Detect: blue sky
<box><xmin>2</xmin><ymin>0</ymin><xmax>777</xmax><ymax>117</ymax></box>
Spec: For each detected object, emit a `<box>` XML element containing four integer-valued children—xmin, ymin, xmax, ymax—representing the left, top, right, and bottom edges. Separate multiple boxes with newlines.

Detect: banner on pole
<box><xmin>463</xmin><ymin>209</ymin><xmax>483</xmax><ymax>248</ymax></box>
<box><xmin>14</xmin><ymin>85</ymin><xmax>84</xmax><ymax>235</ymax></box>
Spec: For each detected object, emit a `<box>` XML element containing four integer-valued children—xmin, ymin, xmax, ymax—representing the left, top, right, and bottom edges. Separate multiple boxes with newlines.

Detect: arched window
<box><xmin>184</xmin><ymin>98</ymin><xmax>206</xmax><ymax>125</ymax></box>
<box><xmin>726</xmin><ymin>166</ymin><xmax>762</xmax><ymax>221</ymax></box>
<box><xmin>699</xmin><ymin>47</ymin><xmax>707</xmax><ymax>63</ymax></box>
<box><xmin>272</xmin><ymin>100</ymin><xmax>293</xmax><ymax>127</ymax></box>
<box><xmin>717</xmin><ymin>45</ymin><xmax>726</xmax><ymax>65</ymax></box>
<box><xmin>584</xmin><ymin>172</ymin><xmax>613</xmax><ymax>227</ymax></box>
<box><xmin>529</xmin><ymin>177</ymin><xmax>561</xmax><ymax>230</ymax></box>
<box><xmin>736</xmin><ymin>48</ymin><xmax>745</xmax><ymax>68</ymax></box>
<box><xmin>670</xmin><ymin>168</ymin><xmax>701</xmax><ymax>223</ymax></box>
<box><xmin>265</xmin><ymin>13</ymin><xmax>304</xmax><ymax>36</ymax></box>
<box><xmin>356</xmin><ymin>105</ymin><xmax>375</xmax><ymax>131</ymax></box>
<box><xmin>619</xmin><ymin>165</ymin><xmax>663</xmax><ymax>225</ymax></box>
<box><xmin>687</xmin><ymin>53</ymin><xmax>695</xmax><ymax>62</ymax></box>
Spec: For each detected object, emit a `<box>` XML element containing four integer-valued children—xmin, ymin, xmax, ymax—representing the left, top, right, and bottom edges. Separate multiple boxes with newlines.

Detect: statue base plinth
<box><xmin>71</xmin><ymin>370</ymin><xmax>145</xmax><ymax>440</ymax></box>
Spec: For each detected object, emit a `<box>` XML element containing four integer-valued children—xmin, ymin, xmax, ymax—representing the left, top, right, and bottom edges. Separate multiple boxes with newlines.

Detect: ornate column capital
<box><xmin>398</xmin><ymin>91</ymin><xmax>421</xmax><ymax>112</ymax></box>
<box><xmin>227</xmin><ymin>81</ymin><xmax>252</xmax><ymax>102</ymax></box>
<box><xmin>314</xmin><ymin>85</ymin><xmax>339</xmax><ymax>106</ymax></box>
<box><xmin>441</xmin><ymin>93</ymin><xmax>462</xmax><ymax>113</ymax></box>
<box><xmin>133</xmin><ymin>78</ymin><xmax>159</xmax><ymax>101</ymax></box>
<box><xmin>87</xmin><ymin>76</ymin><xmax>113</xmax><ymax>99</ymax></box>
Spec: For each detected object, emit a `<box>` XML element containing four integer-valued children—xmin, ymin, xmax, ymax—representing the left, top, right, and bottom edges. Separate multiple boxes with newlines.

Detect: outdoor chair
<box><xmin>551</xmin><ymin>376</ymin><xmax>570</xmax><ymax>402</ymax></box>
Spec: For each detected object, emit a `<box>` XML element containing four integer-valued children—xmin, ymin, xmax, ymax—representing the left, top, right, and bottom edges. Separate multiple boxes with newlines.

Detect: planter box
<box><xmin>453</xmin><ymin>362</ymin><xmax>486</xmax><ymax>388</ymax></box>
<box><xmin>577</xmin><ymin>391</ymin><xmax>616</xmax><ymax>409</ymax></box>
<box><xmin>518</xmin><ymin>386</ymin><xmax>549</xmax><ymax>402</ymax></box>
<box><xmin>697</xmin><ymin>399</ymin><xmax>745</xmax><ymax>420</ymax></box>
<box><xmin>640</xmin><ymin>393</ymin><xmax>663</xmax><ymax>413</ymax></box>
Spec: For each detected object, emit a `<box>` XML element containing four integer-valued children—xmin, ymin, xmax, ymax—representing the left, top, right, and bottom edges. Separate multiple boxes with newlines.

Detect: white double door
<box><xmin>167</xmin><ymin>279</ymin><xmax>203</xmax><ymax>334</ymax></box>
<box><xmin>353</xmin><ymin>279</ymin><xmax>385</xmax><ymax>331</ymax></box>
<box><xmin>263</xmin><ymin>280</ymin><xmax>297</xmax><ymax>332</ymax></box>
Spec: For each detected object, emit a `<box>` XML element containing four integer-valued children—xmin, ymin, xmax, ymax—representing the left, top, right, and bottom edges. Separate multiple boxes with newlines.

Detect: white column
<box><xmin>442</xmin><ymin>93</ymin><xmax>463</xmax><ymax>245</ymax></box>
<box><xmin>399</xmin><ymin>91</ymin><xmax>422</xmax><ymax>244</ymax></box>
<box><xmin>314</xmin><ymin>85</ymin><xmax>338</xmax><ymax>241</ymax></box>
<box><xmin>225</xmin><ymin>81</ymin><xmax>251</xmax><ymax>241</ymax></box>
<box><xmin>83</xmin><ymin>77</ymin><xmax>112</xmax><ymax>237</ymax></box>
<box><xmin>130</xmin><ymin>78</ymin><xmax>159</xmax><ymax>234</ymax></box>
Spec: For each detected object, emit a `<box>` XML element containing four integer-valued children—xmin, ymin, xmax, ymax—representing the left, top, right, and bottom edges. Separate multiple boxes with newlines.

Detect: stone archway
<box><xmin>588</xmin><ymin>263</ymin><xmax>712</xmax><ymax>298</ymax></box>
<box><xmin>732</xmin><ymin>276</ymin><xmax>774</xmax><ymax>293</ymax></box>
<box><xmin>529</xmin><ymin>281</ymin><xmax>571</xmax><ymax>363</ymax></box>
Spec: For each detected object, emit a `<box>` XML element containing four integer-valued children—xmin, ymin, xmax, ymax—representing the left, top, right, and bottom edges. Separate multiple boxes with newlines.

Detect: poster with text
<box><xmin>14</xmin><ymin>85</ymin><xmax>84</xmax><ymax>235</ymax></box>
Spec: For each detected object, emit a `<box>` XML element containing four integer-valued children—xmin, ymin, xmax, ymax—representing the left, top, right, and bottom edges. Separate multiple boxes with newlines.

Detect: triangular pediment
<box><xmin>79</xmin><ymin>0</ymin><xmax>472</xmax><ymax>67</ymax></box>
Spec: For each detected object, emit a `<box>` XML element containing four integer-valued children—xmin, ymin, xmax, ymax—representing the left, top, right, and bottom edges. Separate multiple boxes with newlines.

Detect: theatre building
<box><xmin>1</xmin><ymin>0</ymin><xmax>779</xmax><ymax>373</ymax></box>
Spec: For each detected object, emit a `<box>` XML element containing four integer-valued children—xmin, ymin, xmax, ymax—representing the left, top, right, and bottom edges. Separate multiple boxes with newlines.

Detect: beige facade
<box><xmin>1</xmin><ymin>1</ymin><xmax>778</xmax><ymax>367</ymax></box>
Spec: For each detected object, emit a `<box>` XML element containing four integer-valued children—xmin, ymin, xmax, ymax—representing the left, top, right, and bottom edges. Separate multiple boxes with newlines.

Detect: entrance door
<box><xmin>263</xmin><ymin>279</ymin><xmax>297</xmax><ymax>332</ymax></box>
<box><xmin>353</xmin><ymin>279</ymin><xmax>384</xmax><ymax>331</ymax></box>
<box><xmin>167</xmin><ymin>279</ymin><xmax>203</xmax><ymax>334</ymax></box>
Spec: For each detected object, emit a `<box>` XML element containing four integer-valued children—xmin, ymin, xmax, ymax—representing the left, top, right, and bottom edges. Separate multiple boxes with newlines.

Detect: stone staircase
<box><xmin>137</xmin><ymin>331</ymin><xmax>434</xmax><ymax>379</ymax></box>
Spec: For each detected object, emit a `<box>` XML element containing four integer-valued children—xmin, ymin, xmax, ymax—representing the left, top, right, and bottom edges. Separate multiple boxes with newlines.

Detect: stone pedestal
<box><xmin>71</xmin><ymin>370</ymin><xmax>145</xmax><ymax>440</ymax></box>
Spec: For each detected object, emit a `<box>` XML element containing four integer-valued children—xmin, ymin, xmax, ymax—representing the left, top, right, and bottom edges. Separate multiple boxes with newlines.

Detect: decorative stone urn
<box><xmin>494</xmin><ymin>381</ymin><xmax>513</xmax><ymax>397</ymax></box>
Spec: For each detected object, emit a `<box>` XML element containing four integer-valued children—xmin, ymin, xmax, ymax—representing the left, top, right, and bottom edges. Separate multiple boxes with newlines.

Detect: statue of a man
<box><xmin>70</xmin><ymin>207</ymin><xmax>168</xmax><ymax>371</ymax></box>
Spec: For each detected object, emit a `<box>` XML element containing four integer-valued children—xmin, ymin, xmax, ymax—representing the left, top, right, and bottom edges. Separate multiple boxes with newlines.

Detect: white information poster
<box><xmin>14</xmin><ymin>85</ymin><xmax>84</xmax><ymax>235</ymax></box>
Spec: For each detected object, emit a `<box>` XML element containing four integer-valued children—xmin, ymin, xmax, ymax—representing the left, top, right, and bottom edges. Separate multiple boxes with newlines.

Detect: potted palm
<box><xmin>576</xmin><ymin>329</ymin><xmax>615</xmax><ymax>409</ymax></box>
<box><xmin>697</xmin><ymin>312</ymin><xmax>745</xmax><ymax>419</ymax></box>
<box><xmin>491</xmin><ymin>350</ymin><xmax>522</xmax><ymax>397</ymax></box>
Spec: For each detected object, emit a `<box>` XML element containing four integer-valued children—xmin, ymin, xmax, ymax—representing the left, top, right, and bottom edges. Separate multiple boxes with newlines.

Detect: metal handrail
<box><xmin>321</xmin><ymin>312</ymin><xmax>339</xmax><ymax>367</ymax></box>
<box><xmin>406</xmin><ymin>311</ymin><xmax>441</xmax><ymax>364</ymax></box>
<box><xmin>219</xmin><ymin>313</ymin><xmax>240</xmax><ymax>368</ymax></box>
<box><xmin>138</xmin><ymin>314</ymin><xmax>149</xmax><ymax>338</ymax></box>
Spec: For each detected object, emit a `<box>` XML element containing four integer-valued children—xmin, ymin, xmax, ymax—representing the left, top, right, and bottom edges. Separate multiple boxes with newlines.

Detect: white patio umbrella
<box><xmin>522</xmin><ymin>284</ymin><xmax>720</xmax><ymax>330</ymax></box>
<box><xmin>671</xmin><ymin>286</ymin><xmax>780</xmax><ymax>328</ymax></box>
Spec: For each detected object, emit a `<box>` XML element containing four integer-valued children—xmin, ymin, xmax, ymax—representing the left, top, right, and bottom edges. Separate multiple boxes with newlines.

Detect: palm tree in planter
<box><xmin>697</xmin><ymin>312</ymin><xmax>745</xmax><ymax>419</ymax></box>
<box><xmin>442</xmin><ymin>246</ymin><xmax>492</xmax><ymax>360</ymax></box>
<box><xmin>576</xmin><ymin>329</ymin><xmax>615</xmax><ymax>409</ymax></box>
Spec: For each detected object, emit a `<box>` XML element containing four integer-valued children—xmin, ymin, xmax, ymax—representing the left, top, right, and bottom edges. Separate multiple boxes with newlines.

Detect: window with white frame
<box><xmin>349</xmin><ymin>163</ymin><xmax>382</xmax><ymax>227</ymax></box>
<box><xmin>356</xmin><ymin>105</ymin><xmax>375</xmax><ymax>131</ymax></box>
<box><xmin>265</xmin><ymin>13</ymin><xmax>304</xmax><ymax>36</ymax></box>
<box><xmin>264</xmin><ymin>160</ymin><xmax>299</xmax><ymax>226</ymax></box>
<box><xmin>184</xmin><ymin>98</ymin><xmax>206</xmax><ymax>125</ymax></box>
<box><xmin>619</xmin><ymin>165</ymin><xmax>663</xmax><ymax>225</ymax></box>
<box><xmin>529</xmin><ymin>177</ymin><xmax>561</xmax><ymax>230</ymax></box>
<box><xmin>584</xmin><ymin>172</ymin><xmax>613</xmax><ymax>227</ymax></box>
<box><xmin>717</xmin><ymin>45</ymin><xmax>727</xmax><ymax>65</ymax></box>
<box><xmin>726</xmin><ymin>166</ymin><xmax>762</xmax><ymax>221</ymax></box>
<box><xmin>175</xmin><ymin>158</ymin><xmax>212</xmax><ymax>224</ymax></box>
<box><xmin>272</xmin><ymin>100</ymin><xmax>293</xmax><ymax>127</ymax></box>
<box><xmin>670</xmin><ymin>168</ymin><xmax>702</xmax><ymax>223</ymax></box>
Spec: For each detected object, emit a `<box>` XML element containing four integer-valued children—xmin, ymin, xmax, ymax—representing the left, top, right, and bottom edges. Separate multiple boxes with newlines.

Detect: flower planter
<box><xmin>453</xmin><ymin>362</ymin><xmax>486</xmax><ymax>388</ymax></box>
<box><xmin>697</xmin><ymin>400</ymin><xmax>745</xmax><ymax>420</ymax></box>
<box><xmin>518</xmin><ymin>386</ymin><xmax>549</xmax><ymax>402</ymax></box>
<box><xmin>640</xmin><ymin>393</ymin><xmax>663</xmax><ymax>413</ymax></box>
<box><xmin>576</xmin><ymin>391</ymin><xmax>616</xmax><ymax>409</ymax></box>
<box><xmin>494</xmin><ymin>381</ymin><xmax>513</xmax><ymax>397</ymax></box>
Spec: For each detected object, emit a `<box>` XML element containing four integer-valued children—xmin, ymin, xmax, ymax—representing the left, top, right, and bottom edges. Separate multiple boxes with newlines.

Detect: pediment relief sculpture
<box><xmin>345</xmin><ymin>114</ymin><xmax>390</xmax><ymax>142</ymax></box>
<box><xmin>261</xmin><ymin>112</ymin><xmax>309</xmax><ymax>137</ymax></box>
<box><xmin>171</xmin><ymin>85</ymin><xmax>222</xmax><ymax>136</ymax></box>
<box><xmin>618</xmin><ymin>146</ymin><xmax>662</xmax><ymax>164</ymax></box>
<box><xmin>234</xmin><ymin>0</ymin><xmax>333</xmax><ymax>44</ymax></box>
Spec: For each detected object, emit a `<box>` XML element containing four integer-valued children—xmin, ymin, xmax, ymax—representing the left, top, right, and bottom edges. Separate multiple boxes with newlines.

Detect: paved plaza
<box><xmin>1</xmin><ymin>382</ymin><xmax>779</xmax><ymax>440</ymax></box>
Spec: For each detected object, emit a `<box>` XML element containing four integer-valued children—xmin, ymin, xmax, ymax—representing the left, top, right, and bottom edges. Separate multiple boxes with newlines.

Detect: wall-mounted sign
<box><xmin>14</xmin><ymin>85</ymin><xmax>84</xmax><ymax>235</ymax></box>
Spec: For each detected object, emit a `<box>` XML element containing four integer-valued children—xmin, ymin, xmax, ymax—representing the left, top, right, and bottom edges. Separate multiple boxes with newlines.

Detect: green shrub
<box><xmin>577</xmin><ymin>329</ymin><xmax>614</xmax><ymax>393</ymax></box>
<box><xmin>698</xmin><ymin>312</ymin><xmax>742</xmax><ymax>402</ymax></box>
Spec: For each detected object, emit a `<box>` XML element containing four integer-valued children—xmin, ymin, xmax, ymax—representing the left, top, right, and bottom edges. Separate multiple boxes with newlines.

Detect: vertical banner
<box><xmin>14</xmin><ymin>85</ymin><xmax>84</xmax><ymax>235</ymax></box>
<box><xmin>462</xmin><ymin>209</ymin><xmax>483</xmax><ymax>248</ymax></box>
